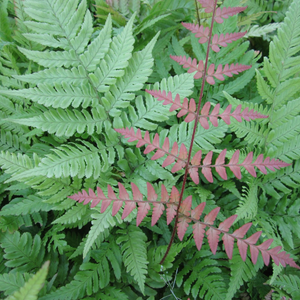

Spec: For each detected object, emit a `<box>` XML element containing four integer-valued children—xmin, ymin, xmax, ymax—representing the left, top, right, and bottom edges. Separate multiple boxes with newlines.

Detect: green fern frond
<box><xmin>7</xmin><ymin>107</ymin><xmax>106</xmax><ymax>137</ymax></box>
<box><xmin>90</xmin><ymin>13</ymin><xmax>135</xmax><ymax>92</ymax></box>
<box><xmin>0</xmin><ymin>82</ymin><xmax>99</xmax><ymax>109</ymax></box>
<box><xmin>116</xmin><ymin>225</ymin><xmax>148</xmax><ymax>294</ymax></box>
<box><xmin>83</xmin><ymin>208</ymin><xmax>122</xmax><ymax>258</ymax></box>
<box><xmin>11</xmin><ymin>139</ymin><xmax>116</xmax><ymax>180</ymax></box>
<box><xmin>235</xmin><ymin>180</ymin><xmax>258</xmax><ymax>221</ymax></box>
<box><xmin>0</xmin><ymin>272</ymin><xmax>31</xmax><ymax>297</ymax></box>
<box><xmin>0</xmin><ymin>231</ymin><xmax>45</xmax><ymax>273</ymax></box>
<box><xmin>5</xmin><ymin>261</ymin><xmax>49</xmax><ymax>300</ymax></box>
<box><xmin>0</xmin><ymin>195</ymin><xmax>52</xmax><ymax>216</ymax></box>
<box><xmin>271</xmin><ymin>274</ymin><xmax>300</xmax><ymax>299</ymax></box>
<box><xmin>225</xmin><ymin>248</ymin><xmax>264</xmax><ymax>300</ymax></box>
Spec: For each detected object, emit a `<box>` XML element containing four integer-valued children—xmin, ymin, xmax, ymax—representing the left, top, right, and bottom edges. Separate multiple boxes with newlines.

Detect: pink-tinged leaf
<box><xmin>167</xmin><ymin>186</ymin><xmax>179</xmax><ymax>224</ymax></box>
<box><xmin>112</xmin><ymin>200</ymin><xmax>123</xmax><ymax>216</ymax></box>
<box><xmin>201</xmin><ymin>102</ymin><xmax>211</xmax><ymax>115</ymax></box>
<box><xmin>204</xmin><ymin>207</ymin><xmax>220</xmax><ymax>225</ymax></box>
<box><xmin>214</xmin><ymin>6</ymin><xmax>247</xmax><ymax>24</ymax></box>
<box><xmin>215</xmin><ymin>149</ymin><xmax>227</xmax><ymax>180</ymax></box>
<box><xmin>268</xmin><ymin>246</ymin><xmax>282</xmax><ymax>266</ymax></box>
<box><xmin>122</xmin><ymin>201</ymin><xmax>136</xmax><ymax>219</ymax></box>
<box><xmin>137</xmin><ymin>202</ymin><xmax>150</xmax><ymax>226</ymax></box>
<box><xmin>228</xmin><ymin>150</ymin><xmax>242</xmax><ymax>179</ymax></box>
<box><xmin>151</xmin><ymin>149</ymin><xmax>165</xmax><ymax>160</ymax></box>
<box><xmin>118</xmin><ymin>183</ymin><xmax>129</xmax><ymax>199</ymax></box>
<box><xmin>191</xmin><ymin>202</ymin><xmax>206</xmax><ymax>220</ymax></box>
<box><xmin>171</xmin><ymin>142</ymin><xmax>179</xmax><ymax>156</ymax></box>
<box><xmin>257</xmin><ymin>239</ymin><xmax>273</xmax><ymax>250</ymax></box>
<box><xmin>211</xmin><ymin>32</ymin><xmax>247</xmax><ymax>52</ymax></box>
<box><xmin>220</xmin><ymin>105</ymin><xmax>232</xmax><ymax>124</ymax></box>
<box><xmin>107</xmin><ymin>185</ymin><xmax>117</xmax><ymax>200</ymax></box>
<box><xmin>162</xmin><ymin>155</ymin><xmax>176</xmax><ymax>167</ymax></box>
<box><xmin>131</xmin><ymin>182</ymin><xmax>143</xmax><ymax>201</ymax></box>
<box><xmin>189</xmin><ymin>167</ymin><xmax>199</xmax><ymax>184</ymax></box>
<box><xmin>218</xmin><ymin>215</ymin><xmax>237</xmax><ymax>231</ymax></box>
<box><xmin>207</xmin><ymin>227</ymin><xmax>221</xmax><ymax>254</ymax></box>
<box><xmin>147</xmin><ymin>182</ymin><xmax>157</xmax><ymax>201</ymax></box>
<box><xmin>179</xmin><ymin>196</ymin><xmax>192</xmax><ymax>216</ymax></box>
<box><xmin>261</xmin><ymin>250</ymin><xmax>271</xmax><ymax>266</ymax></box>
<box><xmin>199</xmin><ymin>117</ymin><xmax>209</xmax><ymax>129</ymax></box>
<box><xmin>198</xmin><ymin>0</ymin><xmax>214</xmax><ymax>13</ymax></box>
<box><xmin>232</xmin><ymin>223</ymin><xmax>252</xmax><ymax>238</ymax></box>
<box><xmin>193</xmin><ymin>223</ymin><xmax>206</xmax><ymax>250</ymax></box>
<box><xmin>222</xmin><ymin>234</ymin><xmax>235</xmax><ymax>259</ymax></box>
<box><xmin>210</xmin><ymin>104</ymin><xmax>220</xmax><ymax>126</ymax></box>
<box><xmin>202</xmin><ymin>167</ymin><xmax>213</xmax><ymax>183</ymax></box>
<box><xmin>179</xmin><ymin>143</ymin><xmax>188</xmax><ymax>159</ymax></box>
<box><xmin>120</xmin><ymin>183</ymin><xmax>135</xmax><ymax>219</ymax></box>
<box><xmin>185</xmin><ymin>113</ymin><xmax>196</xmax><ymax>122</ymax></box>
<box><xmin>171</xmin><ymin>160</ymin><xmax>186</xmax><ymax>173</ymax></box>
<box><xmin>144</xmin><ymin>144</ymin><xmax>156</xmax><ymax>154</ymax></box>
<box><xmin>250</xmin><ymin>245</ymin><xmax>260</xmax><ymax>264</ymax></box>
<box><xmin>152</xmin><ymin>203</ymin><xmax>165</xmax><ymax>226</ymax></box>
<box><xmin>101</xmin><ymin>199</ymin><xmax>111</xmax><ymax>213</ymax></box>
<box><xmin>177</xmin><ymin>216</ymin><xmax>191</xmax><ymax>240</ymax></box>
<box><xmin>162</xmin><ymin>137</ymin><xmax>170</xmax><ymax>151</ymax></box>
<box><xmin>237</xmin><ymin>240</ymin><xmax>248</xmax><ymax>261</ymax></box>
<box><xmin>191</xmin><ymin>150</ymin><xmax>202</xmax><ymax>165</ymax></box>
<box><xmin>206</xmin><ymin>76</ymin><xmax>215</xmax><ymax>85</ymax></box>
<box><xmin>244</xmin><ymin>231</ymin><xmax>262</xmax><ymax>244</ymax></box>
<box><xmin>242</xmin><ymin>152</ymin><xmax>256</xmax><ymax>177</ymax></box>
<box><xmin>181</xmin><ymin>23</ymin><xmax>209</xmax><ymax>43</ymax></box>
<box><xmin>152</xmin><ymin>184</ymin><xmax>167</xmax><ymax>226</ymax></box>
<box><xmin>203</xmin><ymin>151</ymin><xmax>213</xmax><ymax>165</ymax></box>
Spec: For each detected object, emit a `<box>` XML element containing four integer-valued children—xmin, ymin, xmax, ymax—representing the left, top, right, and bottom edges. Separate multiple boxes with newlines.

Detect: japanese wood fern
<box><xmin>0</xmin><ymin>0</ymin><xmax>299</xmax><ymax>299</ymax></box>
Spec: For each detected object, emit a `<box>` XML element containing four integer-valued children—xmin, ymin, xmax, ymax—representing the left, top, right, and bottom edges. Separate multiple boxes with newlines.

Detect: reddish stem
<box><xmin>160</xmin><ymin>0</ymin><xmax>219</xmax><ymax>265</ymax></box>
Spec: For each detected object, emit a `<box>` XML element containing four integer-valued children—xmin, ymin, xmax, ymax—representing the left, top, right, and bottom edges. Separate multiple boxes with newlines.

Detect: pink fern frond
<box><xmin>206</xmin><ymin>63</ymin><xmax>252</xmax><ymax>85</ymax></box>
<box><xmin>181</xmin><ymin>22</ymin><xmax>210</xmax><ymax>44</ymax></box>
<box><xmin>214</xmin><ymin>6</ymin><xmax>247</xmax><ymax>23</ymax></box>
<box><xmin>188</xmin><ymin>149</ymin><xmax>291</xmax><ymax>183</ymax></box>
<box><xmin>69</xmin><ymin>185</ymin><xmax>300</xmax><ymax>269</ymax></box>
<box><xmin>115</xmin><ymin>127</ymin><xmax>188</xmax><ymax>171</ymax></box>
<box><xmin>170</xmin><ymin>55</ymin><xmax>204</xmax><ymax>79</ymax></box>
<box><xmin>211</xmin><ymin>31</ymin><xmax>247</xmax><ymax>52</ymax></box>
<box><xmin>146</xmin><ymin>90</ymin><xmax>268</xmax><ymax>130</ymax></box>
<box><xmin>197</xmin><ymin>0</ymin><xmax>214</xmax><ymax>13</ymax></box>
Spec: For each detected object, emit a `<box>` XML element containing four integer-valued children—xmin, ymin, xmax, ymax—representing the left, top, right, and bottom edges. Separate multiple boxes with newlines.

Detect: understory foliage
<box><xmin>0</xmin><ymin>0</ymin><xmax>299</xmax><ymax>299</ymax></box>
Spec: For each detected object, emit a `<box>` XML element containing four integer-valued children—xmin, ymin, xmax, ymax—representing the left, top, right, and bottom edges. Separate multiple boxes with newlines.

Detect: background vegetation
<box><xmin>0</xmin><ymin>0</ymin><xmax>299</xmax><ymax>299</ymax></box>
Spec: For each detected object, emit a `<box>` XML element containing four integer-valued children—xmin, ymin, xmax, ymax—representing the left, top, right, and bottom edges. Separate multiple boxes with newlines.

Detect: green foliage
<box><xmin>0</xmin><ymin>0</ymin><xmax>299</xmax><ymax>299</ymax></box>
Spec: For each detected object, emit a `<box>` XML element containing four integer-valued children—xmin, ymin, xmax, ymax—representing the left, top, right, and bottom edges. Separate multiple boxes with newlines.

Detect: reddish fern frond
<box><xmin>197</xmin><ymin>0</ymin><xmax>247</xmax><ymax>23</ymax></box>
<box><xmin>182</xmin><ymin>22</ymin><xmax>246</xmax><ymax>53</ymax></box>
<box><xmin>69</xmin><ymin>186</ymin><xmax>300</xmax><ymax>269</ymax></box>
<box><xmin>146</xmin><ymin>89</ymin><xmax>268</xmax><ymax>129</ymax></box>
<box><xmin>211</xmin><ymin>32</ymin><xmax>247</xmax><ymax>52</ymax></box>
<box><xmin>188</xmin><ymin>149</ymin><xmax>291</xmax><ymax>183</ymax></box>
<box><xmin>181</xmin><ymin>23</ymin><xmax>210</xmax><ymax>43</ymax></box>
<box><xmin>115</xmin><ymin>127</ymin><xmax>187</xmax><ymax>171</ymax></box>
<box><xmin>170</xmin><ymin>55</ymin><xmax>251</xmax><ymax>84</ymax></box>
<box><xmin>214</xmin><ymin>6</ymin><xmax>247</xmax><ymax>23</ymax></box>
<box><xmin>206</xmin><ymin>63</ymin><xmax>252</xmax><ymax>85</ymax></box>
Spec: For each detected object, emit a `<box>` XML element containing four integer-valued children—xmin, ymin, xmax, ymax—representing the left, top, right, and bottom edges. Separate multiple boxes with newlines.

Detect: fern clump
<box><xmin>0</xmin><ymin>0</ymin><xmax>299</xmax><ymax>299</ymax></box>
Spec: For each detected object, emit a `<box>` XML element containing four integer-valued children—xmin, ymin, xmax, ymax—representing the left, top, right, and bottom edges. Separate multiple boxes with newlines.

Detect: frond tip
<box><xmin>69</xmin><ymin>183</ymin><xmax>300</xmax><ymax>270</ymax></box>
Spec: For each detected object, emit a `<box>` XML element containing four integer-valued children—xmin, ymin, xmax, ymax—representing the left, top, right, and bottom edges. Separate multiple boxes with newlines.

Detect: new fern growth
<box><xmin>69</xmin><ymin>0</ymin><xmax>299</xmax><ymax>272</ymax></box>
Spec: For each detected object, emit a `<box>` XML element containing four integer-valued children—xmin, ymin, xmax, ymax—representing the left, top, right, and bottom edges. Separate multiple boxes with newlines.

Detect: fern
<box><xmin>1</xmin><ymin>0</ymin><xmax>300</xmax><ymax>299</ymax></box>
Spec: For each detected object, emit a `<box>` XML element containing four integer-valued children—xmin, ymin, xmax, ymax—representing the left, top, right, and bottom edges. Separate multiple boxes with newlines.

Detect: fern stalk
<box><xmin>160</xmin><ymin>0</ymin><xmax>218</xmax><ymax>265</ymax></box>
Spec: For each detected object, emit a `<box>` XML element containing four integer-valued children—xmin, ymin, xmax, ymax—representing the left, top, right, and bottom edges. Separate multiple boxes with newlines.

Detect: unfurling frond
<box><xmin>69</xmin><ymin>183</ymin><xmax>300</xmax><ymax>270</ymax></box>
<box><xmin>146</xmin><ymin>90</ymin><xmax>268</xmax><ymax>128</ymax></box>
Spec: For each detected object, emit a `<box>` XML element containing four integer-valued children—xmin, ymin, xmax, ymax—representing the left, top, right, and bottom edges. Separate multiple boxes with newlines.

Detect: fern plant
<box><xmin>69</xmin><ymin>0</ymin><xmax>299</xmax><ymax>295</ymax></box>
<box><xmin>1</xmin><ymin>0</ymin><xmax>300</xmax><ymax>299</ymax></box>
